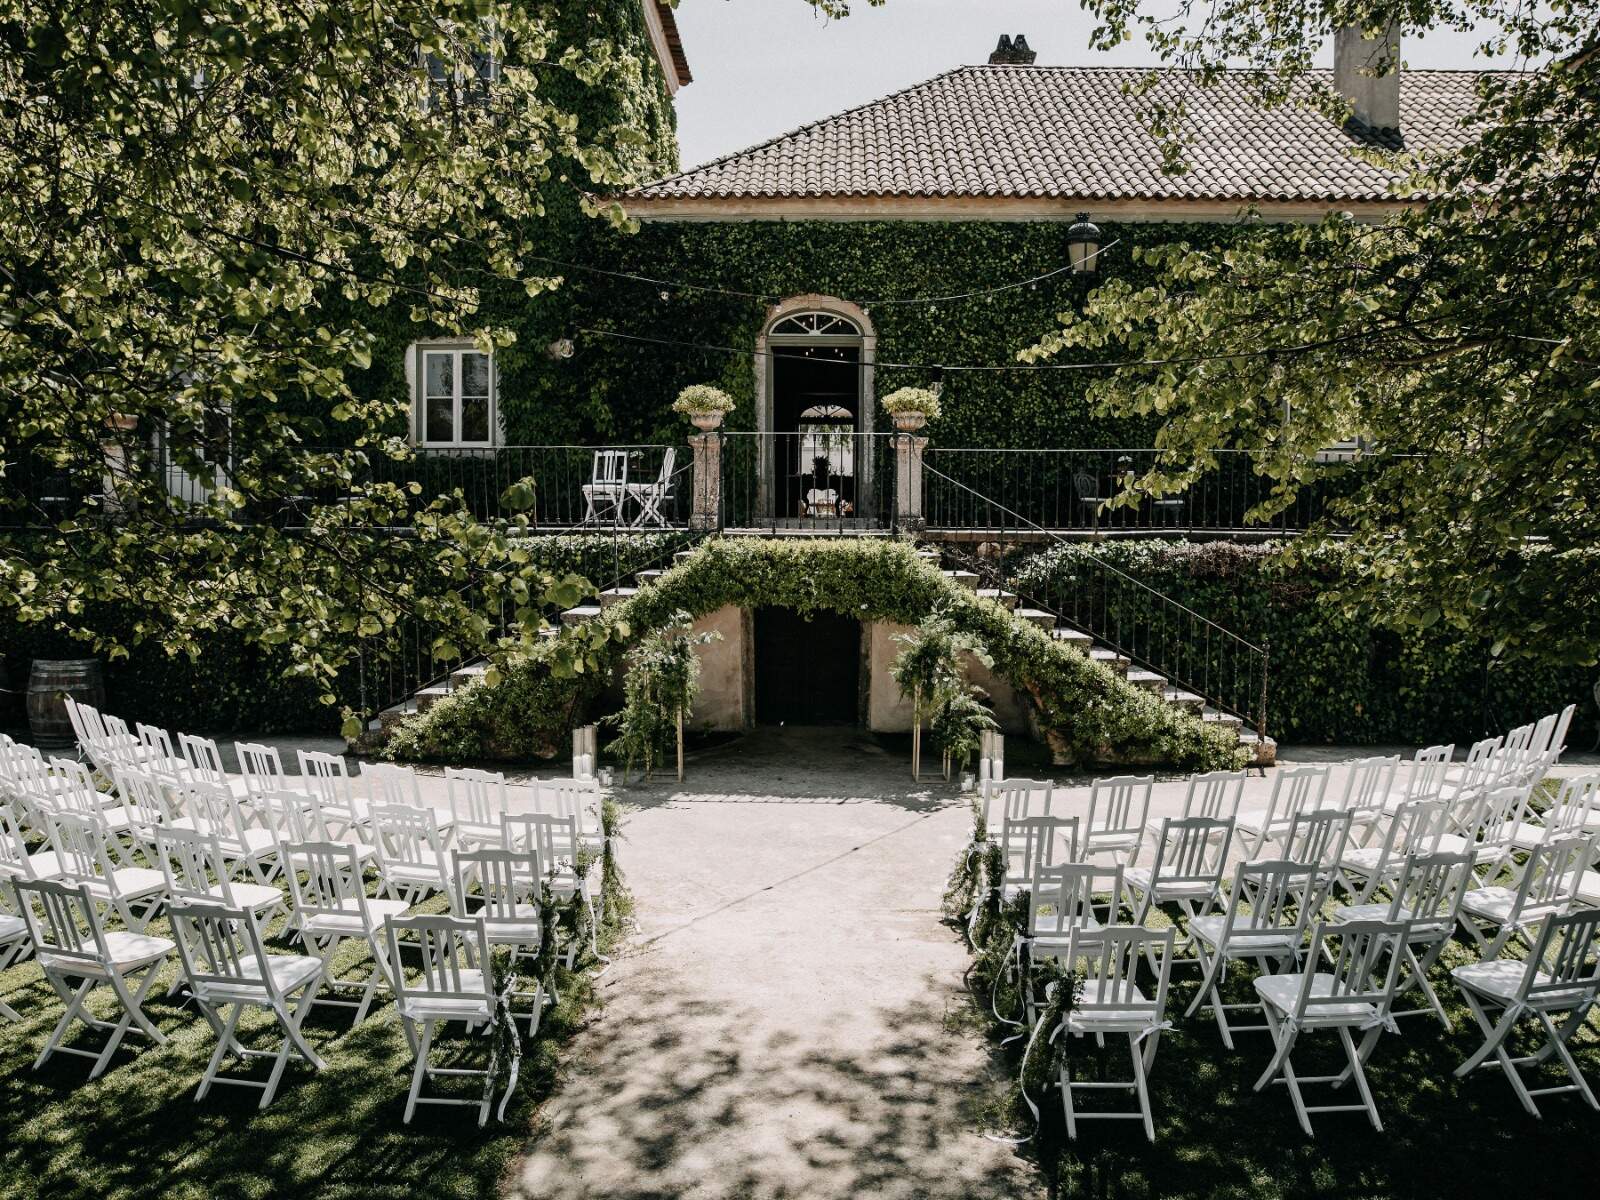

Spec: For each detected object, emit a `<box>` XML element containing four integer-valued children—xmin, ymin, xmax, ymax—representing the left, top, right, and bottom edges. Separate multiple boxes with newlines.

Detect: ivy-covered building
<box><xmin>385</xmin><ymin>26</ymin><xmax>1495</xmax><ymax>460</ymax></box>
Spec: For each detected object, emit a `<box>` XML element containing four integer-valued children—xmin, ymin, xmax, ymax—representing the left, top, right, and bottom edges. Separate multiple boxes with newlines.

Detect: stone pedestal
<box><xmin>893</xmin><ymin>433</ymin><xmax>927</xmax><ymax>533</ymax></box>
<box><xmin>689</xmin><ymin>432</ymin><xmax>721</xmax><ymax>531</ymax></box>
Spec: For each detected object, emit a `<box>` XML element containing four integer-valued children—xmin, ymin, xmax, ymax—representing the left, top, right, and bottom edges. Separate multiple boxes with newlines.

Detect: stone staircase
<box><xmin>914</xmin><ymin>548</ymin><xmax>1273</xmax><ymax>765</ymax></box>
<box><xmin>371</xmin><ymin>541</ymin><xmax>1272</xmax><ymax>765</ymax></box>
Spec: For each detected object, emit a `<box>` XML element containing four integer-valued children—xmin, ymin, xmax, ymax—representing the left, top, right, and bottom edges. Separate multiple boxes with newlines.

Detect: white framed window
<box><xmin>420</xmin><ymin>19</ymin><xmax>499</xmax><ymax>111</ymax></box>
<box><xmin>415</xmin><ymin>345</ymin><xmax>496</xmax><ymax>447</ymax></box>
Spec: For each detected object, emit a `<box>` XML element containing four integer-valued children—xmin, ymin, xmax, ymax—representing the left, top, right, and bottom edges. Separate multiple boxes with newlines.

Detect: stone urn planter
<box><xmin>882</xmin><ymin>386</ymin><xmax>940</xmax><ymax>435</ymax></box>
<box><xmin>688</xmin><ymin>411</ymin><xmax>724</xmax><ymax>433</ymax></box>
<box><xmin>672</xmin><ymin>384</ymin><xmax>736</xmax><ymax>434</ymax></box>
<box><xmin>890</xmin><ymin>410</ymin><xmax>928</xmax><ymax>433</ymax></box>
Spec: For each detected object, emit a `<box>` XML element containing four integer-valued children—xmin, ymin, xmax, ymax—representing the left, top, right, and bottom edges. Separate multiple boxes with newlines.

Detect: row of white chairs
<box><xmin>0</xmin><ymin>705</ymin><xmax>610</xmax><ymax>1122</ymax></box>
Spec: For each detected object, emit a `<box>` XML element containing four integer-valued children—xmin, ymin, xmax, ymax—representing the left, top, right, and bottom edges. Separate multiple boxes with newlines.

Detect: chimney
<box><xmin>1333</xmin><ymin>22</ymin><xmax>1401</xmax><ymax>131</ymax></box>
<box><xmin>988</xmin><ymin>34</ymin><xmax>1037</xmax><ymax>66</ymax></box>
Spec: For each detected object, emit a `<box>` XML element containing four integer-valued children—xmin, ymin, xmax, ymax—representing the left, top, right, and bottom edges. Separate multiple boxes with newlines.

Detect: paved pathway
<box><xmin>509</xmin><ymin>728</ymin><xmax>1037</xmax><ymax>1200</ymax></box>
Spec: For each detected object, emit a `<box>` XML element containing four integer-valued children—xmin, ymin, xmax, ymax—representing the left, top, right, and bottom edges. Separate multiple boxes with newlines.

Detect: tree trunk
<box><xmin>676</xmin><ymin>706</ymin><xmax>685</xmax><ymax>783</ymax></box>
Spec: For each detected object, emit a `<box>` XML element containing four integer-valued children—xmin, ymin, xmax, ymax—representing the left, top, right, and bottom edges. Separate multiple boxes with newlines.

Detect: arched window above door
<box><xmin>769</xmin><ymin>311</ymin><xmax>862</xmax><ymax>338</ymax></box>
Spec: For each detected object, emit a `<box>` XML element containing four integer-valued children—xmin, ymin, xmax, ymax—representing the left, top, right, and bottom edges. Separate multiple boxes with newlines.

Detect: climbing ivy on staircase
<box><xmin>384</xmin><ymin>538</ymin><xmax>1244</xmax><ymax>771</ymax></box>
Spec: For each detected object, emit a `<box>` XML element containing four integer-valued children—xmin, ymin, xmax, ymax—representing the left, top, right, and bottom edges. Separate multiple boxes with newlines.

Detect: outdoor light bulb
<box><xmin>659</xmin><ymin>289</ymin><xmax>670</xmax><ymax>301</ymax></box>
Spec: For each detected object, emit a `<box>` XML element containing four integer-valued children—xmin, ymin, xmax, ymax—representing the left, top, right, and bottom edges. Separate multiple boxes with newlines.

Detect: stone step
<box><xmin>1051</xmin><ymin>626</ymin><xmax>1092</xmax><ymax>650</ymax></box>
<box><xmin>378</xmin><ymin>699</ymin><xmax>418</xmax><ymax>729</ymax></box>
<box><xmin>915</xmin><ymin>549</ymin><xmax>940</xmax><ymax>561</ymax></box>
<box><xmin>448</xmin><ymin>663</ymin><xmax>489</xmax><ymax>688</ymax></box>
<box><xmin>1125</xmin><ymin>669</ymin><xmax>1167</xmax><ymax>694</ymax></box>
<box><xmin>942</xmin><ymin>569</ymin><xmax>979</xmax><ymax>591</ymax></box>
<box><xmin>1162</xmin><ymin>687</ymin><xmax>1205</xmax><ymax>711</ymax></box>
<box><xmin>1089</xmin><ymin>647</ymin><xmax>1130</xmax><ymax>674</ymax></box>
<box><xmin>1014</xmin><ymin>608</ymin><xmax>1057</xmax><ymax>631</ymax></box>
<box><xmin>537</xmin><ymin>626</ymin><xmax>559</xmax><ymax>641</ymax></box>
<box><xmin>635</xmin><ymin>569</ymin><xmax>667</xmax><ymax>586</ymax></box>
<box><xmin>561</xmin><ymin>604</ymin><xmax>604</xmax><ymax>626</ymax></box>
<box><xmin>674</xmin><ymin>550</ymin><xmax>697</xmax><ymax>563</ymax></box>
<box><xmin>976</xmin><ymin>587</ymin><xmax>1019</xmax><ymax>609</ymax></box>
<box><xmin>1202</xmin><ymin>706</ymin><xmax>1244</xmax><ymax>731</ymax></box>
<box><xmin>414</xmin><ymin>686</ymin><xmax>451</xmax><ymax>714</ymax></box>
<box><xmin>598</xmin><ymin>587</ymin><xmax>637</xmax><ymax>609</ymax></box>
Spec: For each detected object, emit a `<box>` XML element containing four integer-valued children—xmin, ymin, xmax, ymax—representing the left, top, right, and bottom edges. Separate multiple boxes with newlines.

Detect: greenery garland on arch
<box><xmin>385</xmin><ymin>538</ymin><xmax>1242</xmax><ymax>772</ymax></box>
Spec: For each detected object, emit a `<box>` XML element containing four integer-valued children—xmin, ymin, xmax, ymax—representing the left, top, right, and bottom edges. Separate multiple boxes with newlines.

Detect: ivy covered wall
<box><xmin>354</xmin><ymin>215</ymin><xmax>1254</xmax><ymax>450</ymax></box>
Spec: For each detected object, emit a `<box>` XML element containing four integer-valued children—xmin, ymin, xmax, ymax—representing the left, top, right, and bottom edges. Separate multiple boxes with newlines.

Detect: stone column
<box><xmin>894</xmin><ymin>432</ymin><xmax>927</xmax><ymax>533</ymax></box>
<box><xmin>689</xmin><ymin>432</ymin><xmax>721</xmax><ymax>531</ymax></box>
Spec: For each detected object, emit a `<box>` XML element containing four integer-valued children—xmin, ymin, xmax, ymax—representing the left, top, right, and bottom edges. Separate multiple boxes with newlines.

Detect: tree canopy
<box><xmin>1025</xmin><ymin>1</ymin><xmax>1600</xmax><ymax>664</ymax></box>
<box><xmin>0</xmin><ymin>0</ymin><xmax>668</xmax><ymax>731</ymax></box>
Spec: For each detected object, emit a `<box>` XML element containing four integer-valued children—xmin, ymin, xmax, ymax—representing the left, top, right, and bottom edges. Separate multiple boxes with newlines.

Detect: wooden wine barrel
<box><xmin>27</xmin><ymin>658</ymin><xmax>104</xmax><ymax>747</ymax></box>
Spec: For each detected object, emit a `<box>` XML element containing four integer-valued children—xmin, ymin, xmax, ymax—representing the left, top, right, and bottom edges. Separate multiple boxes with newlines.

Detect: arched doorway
<box><xmin>755</xmin><ymin>297</ymin><xmax>877</xmax><ymax>523</ymax></box>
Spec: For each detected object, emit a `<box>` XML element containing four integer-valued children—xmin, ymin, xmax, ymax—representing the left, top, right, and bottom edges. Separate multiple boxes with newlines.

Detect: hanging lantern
<box><xmin>1067</xmin><ymin>213</ymin><xmax>1103</xmax><ymax>273</ymax></box>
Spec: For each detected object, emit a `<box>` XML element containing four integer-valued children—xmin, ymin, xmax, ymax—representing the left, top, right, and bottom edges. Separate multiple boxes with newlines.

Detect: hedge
<box><xmin>1011</xmin><ymin>540</ymin><xmax>1597</xmax><ymax>746</ymax></box>
<box><xmin>383</xmin><ymin>537</ymin><xmax>1244</xmax><ymax>771</ymax></box>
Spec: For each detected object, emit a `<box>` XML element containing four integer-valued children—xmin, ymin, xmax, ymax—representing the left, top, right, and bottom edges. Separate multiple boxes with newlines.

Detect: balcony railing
<box><xmin>923</xmin><ymin>447</ymin><xmax>1349</xmax><ymax>536</ymax></box>
<box><xmin>719</xmin><ymin>431</ymin><xmax>896</xmax><ymax>534</ymax></box>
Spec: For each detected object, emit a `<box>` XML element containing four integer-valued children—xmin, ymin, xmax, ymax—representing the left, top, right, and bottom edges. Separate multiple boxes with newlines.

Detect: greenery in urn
<box><xmin>880</xmin><ymin>386</ymin><xmax>942</xmax><ymax>421</ymax></box>
<box><xmin>670</xmin><ymin>384</ymin><xmax>737</xmax><ymax>417</ymax></box>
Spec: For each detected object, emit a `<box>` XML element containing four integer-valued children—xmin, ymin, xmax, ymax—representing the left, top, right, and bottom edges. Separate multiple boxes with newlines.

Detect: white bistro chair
<box><xmin>385</xmin><ymin>913</ymin><xmax>500</xmax><ymax>1126</ymax></box>
<box><xmin>1056</xmin><ymin>924</ymin><xmax>1176</xmax><ymax>1143</ymax></box>
<box><xmin>1083</xmin><ymin>775</ymin><xmax>1153</xmax><ymax>867</ymax></box>
<box><xmin>1251</xmin><ymin>918</ymin><xmax>1406</xmax><ymax>1136</ymax></box>
<box><xmin>285</xmin><ymin>841</ymin><xmax>409</xmax><ymax>1025</ymax></box>
<box><xmin>1458</xmin><ymin>835</ymin><xmax>1591</xmax><ymax>959</ymax></box>
<box><xmin>1234</xmin><ymin>765</ymin><xmax>1330</xmax><ymax>860</ymax></box>
<box><xmin>15</xmin><ymin>878</ymin><xmax>174</xmax><ymax>1079</ymax></box>
<box><xmin>1452</xmin><ymin>907</ymin><xmax>1600</xmax><ymax>1117</ymax></box>
<box><xmin>169</xmin><ymin>899</ymin><xmax>328</xmax><ymax>1109</ymax></box>
<box><xmin>580</xmin><ymin>449</ymin><xmax>630</xmax><ymax>526</ymax></box>
<box><xmin>447</xmin><ymin>766</ymin><xmax>508</xmax><ymax>849</ymax></box>
<box><xmin>454</xmin><ymin>848</ymin><xmax>552</xmax><ymax>1033</ymax></box>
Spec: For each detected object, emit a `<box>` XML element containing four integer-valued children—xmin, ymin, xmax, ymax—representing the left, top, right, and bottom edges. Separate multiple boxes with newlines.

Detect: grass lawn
<box><xmin>0</xmin><ymin>880</ymin><xmax>627</xmax><ymax>1200</ymax></box>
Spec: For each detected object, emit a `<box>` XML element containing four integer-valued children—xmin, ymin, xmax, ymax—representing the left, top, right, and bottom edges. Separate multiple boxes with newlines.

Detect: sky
<box><xmin>669</xmin><ymin>0</ymin><xmax>1520</xmax><ymax>169</ymax></box>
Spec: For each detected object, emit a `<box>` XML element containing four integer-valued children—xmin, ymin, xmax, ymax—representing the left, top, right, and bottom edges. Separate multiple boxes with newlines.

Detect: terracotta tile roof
<box><xmin>653</xmin><ymin>1</ymin><xmax>691</xmax><ymax>86</ymax></box>
<box><xmin>631</xmin><ymin>65</ymin><xmax>1494</xmax><ymax>204</ymax></box>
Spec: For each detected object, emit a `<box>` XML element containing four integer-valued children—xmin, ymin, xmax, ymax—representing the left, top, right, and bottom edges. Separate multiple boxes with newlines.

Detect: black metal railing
<box><xmin>923</xmin><ymin>447</ymin><xmax>1352</xmax><ymax>536</ymax></box>
<box><xmin>923</xmin><ymin>461</ymin><xmax>1270</xmax><ymax>735</ymax></box>
<box><xmin>313</xmin><ymin>444</ymin><xmax>692</xmax><ymax>530</ymax></box>
<box><xmin>719</xmin><ymin>431</ymin><xmax>897</xmax><ymax>534</ymax></box>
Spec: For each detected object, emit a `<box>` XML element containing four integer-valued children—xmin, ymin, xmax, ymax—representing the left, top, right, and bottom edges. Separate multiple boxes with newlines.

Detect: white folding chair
<box><xmin>1186</xmin><ymin>859</ymin><xmax>1323</xmax><ymax>1047</ymax></box>
<box><xmin>1234</xmin><ymin>765</ymin><xmax>1330</xmax><ymax>859</ymax></box>
<box><xmin>169</xmin><ymin>899</ymin><xmax>327</xmax><ymax>1108</ymax></box>
<box><xmin>370</xmin><ymin>803</ymin><xmax>451</xmax><ymax>902</ymax></box>
<box><xmin>183</xmin><ymin>777</ymin><xmax>281</xmax><ymax>884</ymax></box>
<box><xmin>43</xmin><ymin>811</ymin><xmax>166</xmax><ymax>933</ymax></box>
<box><xmin>1336</xmin><ymin>798</ymin><xmax>1447</xmax><ymax>902</ymax></box>
<box><xmin>447</xmin><ymin>766</ymin><xmax>507</xmax><ymax>849</ymax></box>
<box><xmin>297</xmin><ymin>749</ymin><xmax>368</xmax><ymax>841</ymax></box>
<box><xmin>1057</xmin><ymin>925</ymin><xmax>1176</xmax><ymax>1143</ymax></box>
<box><xmin>1453</xmin><ymin>907</ymin><xmax>1600</xmax><ymax>1117</ymax></box>
<box><xmin>386</xmin><ymin>913</ymin><xmax>499</xmax><ymax>1126</ymax></box>
<box><xmin>45</xmin><ymin>757</ymin><xmax>137</xmax><ymax>851</ymax></box>
<box><xmin>1022</xmin><ymin>861</ymin><xmax>1124</xmax><ymax>1027</ymax></box>
<box><xmin>153</xmin><ymin>824</ymin><xmax>285</xmax><ymax>938</ymax></box>
<box><xmin>1083</xmin><ymin>775</ymin><xmax>1153</xmax><ymax>867</ymax></box>
<box><xmin>133</xmin><ymin>721</ymin><xmax>189</xmax><ymax>782</ymax></box>
<box><xmin>1510</xmin><ymin>773</ymin><xmax>1600</xmax><ymax>850</ymax></box>
<box><xmin>502</xmin><ymin>812</ymin><xmax>601</xmax><ymax>963</ymax></box>
<box><xmin>1278</xmin><ymin>808</ymin><xmax>1354</xmax><ymax>890</ymax></box>
<box><xmin>580</xmin><ymin>449</ymin><xmax>629</xmax><ymax>526</ymax></box>
<box><xmin>1176</xmin><ymin>769</ymin><xmax>1247</xmax><ymax>822</ymax></box>
<box><xmin>15</xmin><ymin>878</ymin><xmax>173</xmax><ymax>1078</ymax></box>
<box><xmin>1251</xmin><ymin>918</ymin><xmax>1406</xmax><ymax>1135</ymax></box>
<box><xmin>234</xmin><ymin>741</ymin><xmax>310</xmax><ymax>808</ymax></box>
<box><xmin>1458</xmin><ymin>835</ymin><xmax>1591</xmax><ymax>959</ymax></box>
<box><xmin>178</xmin><ymin>733</ymin><xmax>253</xmax><ymax>803</ymax></box>
<box><xmin>1123</xmin><ymin>817</ymin><xmax>1233</xmax><ymax>944</ymax></box>
<box><xmin>0</xmin><ymin>804</ymin><xmax>66</xmax><ymax>887</ymax></box>
<box><xmin>284</xmin><ymin>841</ymin><xmax>408</xmax><ymax>1025</ymax></box>
<box><xmin>999</xmin><ymin>815</ymin><xmax>1079</xmax><ymax>904</ymax></box>
<box><xmin>628</xmin><ymin>446</ymin><xmax>677</xmax><ymax>528</ymax></box>
<box><xmin>1332</xmin><ymin>849</ymin><xmax>1475</xmax><ymax>1028</ymax></box>
<box><xmin>1441</xmin><ymin>735</ymin><xmax>1501</xmax><ymax>806</ymax></box>
<box><xmin>0</xmin><ymin>875</ymin><xmax>29</xmax><ymax>1021</ymax></box>
<box><xmin>110</xmin><ymin>761</ymin><xmax>175</xmax><ymax>849</ymax></box>
<box><xmin>367</xmin><ymin>761</ymin><xmax>455</xmax><ymax>837</ymax></box>
<box><xmin>1378</xmin><ymin>744</ymin><xmax>1453</xmax><ymax>817</ymax></box>
<box><xmin>1435</xmin><ymin>783</ymin><xmax>1528</xmax><ymax>879</ymax></box>
<box><xmin>532</xmin><ymin>778</ymin><xmax>604</xmax><ymax>856</ymax></box>
<box><xmin>453</xmin><ymin>848</ymin><xmax>551</xmax><ymax>1033</ymax></box>
<box><xmin>1335</xmin><ymin>754</ymin><xmax>1400</xmax><ymax>834</ymax></box>
<box><xmin>981</xmin><ymin>777</ymin><xmax>1052</xmax><ymax>837</ymax></box>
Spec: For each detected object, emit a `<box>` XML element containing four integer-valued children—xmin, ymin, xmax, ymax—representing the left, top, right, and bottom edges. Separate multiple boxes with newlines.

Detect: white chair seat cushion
<box><xmin>228</xmin><ymin>828</ymin><xmax>279</xmax><ymax>857</ymax></box>
<box><xmin>0</xmin><ymin>913</ymin><xmax>26</xmax><ymax>941</ymax></box>
<box><xmin>41</xmin><ymin>930</ymin><xmax>174</xmax><ymax>975</ymax></box>
<box><xmin>1459</xmin><ymin>886</ymin><xmax>1519</xmax><ymax>922</ymax></box>
<box><xmin>1452</xmin><ymin>958</ymin><xmax>1593</xmax><ymax>1008</ymax></box>
<box><xmin>286</xmin><ymin>842</ymin><xmax>375</xmax><ymax>870</ymax></box>
<box><xmin>1066</xmin><ymin>988</ymin><xmax>1154</xmax><ymax>1032</ymax></box>
<box><xmin>1576</xmin><ymin>870</ymin><xmax>1600</xmax><ymax>907</ymax></box>
<box><xmin>454</xmin><ymin>821</ymin><xmax>502</xmax><ymax>845</ymax></box>
<box><xmin>85</xmin><ymin>867</ymin><xmax>166</xmax><ymax>899</ymax></box>
<box><xmin>1123</xmin><ymin>866</ymin><xmax>1214</xmax><ymax>900</ymax></box>
<box><xmin>24</xmin><ymin>850</ymin><xmax>66</xmax><ymax>880</ymax></box>
<box><xmin>1085</xmin><ymin>831</ymin><xmax>1140</xmax><ymax>852</ymax></box>
<box><xmin>1255</xmin><ymin>972</ymin><xmax>1381</xmax><ymax>1023</ymax></box>
<box><xmin>1030</xmin><ymin>921</ymin><xmax>1108</xmax><ymax>958</ymax></box>
<box><xmin>399</xmin><ymin>969</ymin><xmax>494</xmax><ymax>1020</ymax></box>
<box><xmin>382</xmin><ymin>858</ymin><xmax>447</xmax><ymax>888</ymax></box>
<box><xmin>214</xmin><ymin>882</ymin><xmax>284</xmax><ymax>911</ymax></box>
<box><xmin>1337</xmin><ymin>847</ymin><xmax>1386</xmax><ymax>874</ymax></box>
<box><xmin>1188</xmin><ymin>915</ymin><xmax>1298</xmax><ymax>956</ymax></box>
<box><xmin>200</xmin><ymin>953</ymin><xmax>323</xmax><ymax>1002</ymax></box>
<box><xmin>1232</xmin><ymin>807</ymin><xmax>1272</xmax><ymax>834</ymax></box>
<box><xmin>1433</xmin><ymin>834</ymin><xmax>1472</xmax><ymax>856</ymax></box>
<box><xmin>301</xmin><ymin>898</ymin><xmax>410</xmax><ymax>936</ymax></box>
